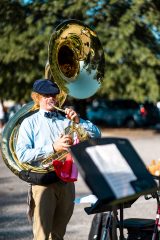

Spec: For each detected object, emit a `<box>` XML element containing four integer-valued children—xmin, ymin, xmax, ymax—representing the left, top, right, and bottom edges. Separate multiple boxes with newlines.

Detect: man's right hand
<box><xmin>53</xmin><ymin>134</ymin><xmax>73</xmax><ymax>152</ymax></box>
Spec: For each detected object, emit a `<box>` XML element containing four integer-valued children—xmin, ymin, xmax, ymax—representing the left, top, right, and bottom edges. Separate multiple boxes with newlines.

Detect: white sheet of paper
<box><xmin>74</xmin><ymin>194</ymin><xmax>98</xmax><ymax>204</ymax></box>
<box><xmin>85</xmin><ymin>144</ymin><xmax>137</xmax><ymax>198</ymax></box>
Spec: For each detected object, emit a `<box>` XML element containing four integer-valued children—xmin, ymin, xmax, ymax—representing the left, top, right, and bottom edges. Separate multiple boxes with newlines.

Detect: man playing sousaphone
<box><xmin>16</xmin><ymin>78</ymin><xmax>101</xmax><ymax>240</ymax></box>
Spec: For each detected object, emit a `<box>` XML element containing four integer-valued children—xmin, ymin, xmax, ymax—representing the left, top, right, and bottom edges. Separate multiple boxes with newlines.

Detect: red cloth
<box><xmin>52</xmin><ymin>153</ymin><xmax>78</xmax><ymax>182</ymax></box>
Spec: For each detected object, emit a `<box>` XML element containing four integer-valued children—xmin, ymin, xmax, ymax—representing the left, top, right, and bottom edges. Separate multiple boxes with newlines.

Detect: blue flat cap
<box><xmin>33</xmin><ymin>79</ymin><xmax>60</xmax><ymax>95</ymax></box>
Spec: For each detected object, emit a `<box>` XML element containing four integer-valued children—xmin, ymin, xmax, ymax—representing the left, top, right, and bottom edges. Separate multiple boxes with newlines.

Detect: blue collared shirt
<box><xmin>16</xmin><ymin>109</ymin><xmax>101</xmax><ymax>165</ymax></box>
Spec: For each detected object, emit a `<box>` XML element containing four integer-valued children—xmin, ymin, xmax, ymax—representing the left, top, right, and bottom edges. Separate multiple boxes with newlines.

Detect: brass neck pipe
<box><xmin>53</xmin><ymin>105</ymin><xmax>65</xmax><ymax>113</ymax></box>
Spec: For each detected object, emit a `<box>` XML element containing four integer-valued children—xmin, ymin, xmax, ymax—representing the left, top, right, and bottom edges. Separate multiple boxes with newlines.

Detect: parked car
<box><xmin>86</xmin><ymin>99</ymin><xmax>160</xmax><ymax>128</ymax></box>
<box><xmin>140</xmin><ymin>101</ymin><xmax>160</xmax><ymax>126</ymax></box>
<box><xmin>157</xmin><ymin>101</ymin><xmax>160</xmax><ymax>113</ymax></box>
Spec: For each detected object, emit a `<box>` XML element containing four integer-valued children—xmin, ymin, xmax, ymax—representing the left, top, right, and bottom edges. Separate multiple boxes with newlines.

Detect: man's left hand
<box><xmin>65</xmin><ymin>108</ymin><xmax>80</xmax><ymax>124</ymax></box>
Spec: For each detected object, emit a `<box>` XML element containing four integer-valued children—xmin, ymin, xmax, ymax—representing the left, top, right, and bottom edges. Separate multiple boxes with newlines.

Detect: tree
<box><xmin>96</xmin><ymin>0</ymin><xmax>160</xmax><ymax>102</ymax></box>
<box><xmin>0</xmin><ymin>0</ymin><xmax>77</xmax><ymax>101</ymax></box>
<box><xmin>0</xmin><ymin>0</ymin><xmax>160</xmax><ymax>102</ymax></box>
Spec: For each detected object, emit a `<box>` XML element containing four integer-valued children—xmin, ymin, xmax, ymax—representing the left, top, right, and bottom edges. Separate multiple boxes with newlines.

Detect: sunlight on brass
<box><xmin>48</xmin><ymin>19</ymin><xmax>105</xmax><ymax>99</ymax></box>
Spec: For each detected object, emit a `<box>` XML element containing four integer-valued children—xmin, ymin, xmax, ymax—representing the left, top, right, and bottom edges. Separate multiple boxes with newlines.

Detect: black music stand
<box><xmin>70</xmin><ymin>137</ymin><xmax>157</xmax><ymax>240</ymax></box>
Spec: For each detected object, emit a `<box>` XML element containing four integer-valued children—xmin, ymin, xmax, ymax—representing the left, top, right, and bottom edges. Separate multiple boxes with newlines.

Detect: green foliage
<box><xmin>0</xmin><ymin>0</ymin><xmax>160</xmax><ymax>102</ymax></box>
<box><xmin>98</xmin><ymin>0</ymin><xmax>160</xmax><ymax>102</ymax></box>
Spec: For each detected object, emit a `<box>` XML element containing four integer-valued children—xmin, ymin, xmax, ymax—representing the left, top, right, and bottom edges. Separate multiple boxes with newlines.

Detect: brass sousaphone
<box><xmin>1</xmin><ymin>20</ymin><xmax>105</xmax><ymax>185</ymax></box>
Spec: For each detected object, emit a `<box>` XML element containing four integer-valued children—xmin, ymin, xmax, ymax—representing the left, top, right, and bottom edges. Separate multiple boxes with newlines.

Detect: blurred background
<box><xmin>1</xmin><ymin>1</ymin><xmax>160</xmax><ymax>239</ymax></box>
<box><xmin>0</xmin><ymin>0</ymin><xmax>160</xmax><ymax>132</ymax></box>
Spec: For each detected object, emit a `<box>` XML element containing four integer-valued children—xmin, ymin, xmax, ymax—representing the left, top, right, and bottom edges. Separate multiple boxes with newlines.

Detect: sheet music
<box><xmin>85</xmin><ymin>144</ymin><xmax>137</xmax><ymax>199</ymax></box>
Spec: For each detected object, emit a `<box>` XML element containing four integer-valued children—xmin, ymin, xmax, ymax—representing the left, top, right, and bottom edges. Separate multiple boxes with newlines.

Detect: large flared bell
<box><xmin>48</xmin><ymin>19</ymin><xmax>105</xmax><ymax>99</ymax></box>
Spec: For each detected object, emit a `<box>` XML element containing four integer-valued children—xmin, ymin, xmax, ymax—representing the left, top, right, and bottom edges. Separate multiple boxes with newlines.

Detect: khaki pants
<box><xmin>32</xmin><ymin>182</ymin><xmax>75</xmax><ymax>240</ymax></box>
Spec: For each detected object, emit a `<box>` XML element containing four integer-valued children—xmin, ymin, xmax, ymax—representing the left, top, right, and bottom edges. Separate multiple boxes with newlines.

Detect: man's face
<box><xmin>39</xmin><ymin>94</ymin><xmax>57</xmax><ymax>111</ymax></box>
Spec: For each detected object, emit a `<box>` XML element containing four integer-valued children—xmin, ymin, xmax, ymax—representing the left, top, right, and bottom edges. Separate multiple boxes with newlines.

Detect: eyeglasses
<box><xmin>41</xmin><ymin>94</ymin><xmax>57</xmax><ymax>98</ymax></box>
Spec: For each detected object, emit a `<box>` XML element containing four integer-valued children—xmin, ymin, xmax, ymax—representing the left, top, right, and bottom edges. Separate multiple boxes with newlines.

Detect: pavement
<box><xmin>0</xmin><ymin>128</ymin><xmax>160</xmax><ymax>240</ymax></box>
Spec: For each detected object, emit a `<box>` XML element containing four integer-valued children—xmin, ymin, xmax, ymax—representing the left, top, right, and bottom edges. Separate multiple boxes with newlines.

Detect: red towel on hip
<box><xmin>52</xmin><ymin>153</ymin><xmax>78</xmax><ymax>182</ymax></box>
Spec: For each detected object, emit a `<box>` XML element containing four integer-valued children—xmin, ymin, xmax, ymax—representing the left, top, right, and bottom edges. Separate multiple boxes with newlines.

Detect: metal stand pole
<box><xmin>119</xmin><ymin>204</ymin><xmax>124</xmax><ymax>240</ymax></box>
<box><xmin>112</xmin><ymin>207</ymin><xmax>118</xmax><ymax>240</ymax></box>
<box><xmin>152</xmin><ymin>178</ymin><xmax>160</xmax><ymax>240</ymax></box>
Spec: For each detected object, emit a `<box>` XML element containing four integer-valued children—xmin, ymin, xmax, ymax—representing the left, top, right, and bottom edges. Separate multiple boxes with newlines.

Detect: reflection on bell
<box><xmin>67</xmin><ymin>61</ymin><xmax>101</xmax><ymax>99</ymax></box>
<box><xmin>48</xmin><ymin>19</ymin><xmax>105</xmax><ymax>100</ymax></box>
